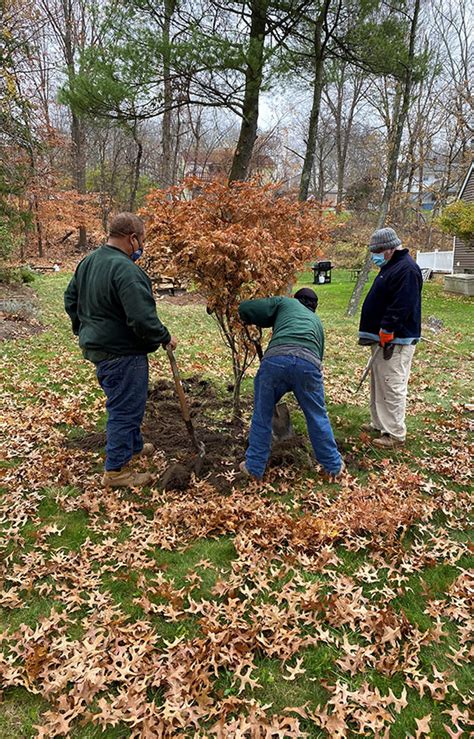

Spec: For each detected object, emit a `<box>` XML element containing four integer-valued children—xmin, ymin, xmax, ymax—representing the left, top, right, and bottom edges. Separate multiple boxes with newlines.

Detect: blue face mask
<box><xmin>130</xmin><ymin>235</ymin><xmax>143</xmax><ymax>262</ymax></box>
<box><xmin>371</xmin><ymin>252</ymin><xmax>387</xmax><ymax>268</ymax></box>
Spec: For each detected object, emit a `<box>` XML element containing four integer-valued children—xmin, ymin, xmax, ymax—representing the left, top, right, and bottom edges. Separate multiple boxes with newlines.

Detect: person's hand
<box><xmin>164</xmin><ymin>335</ymin><xmax>178</xmax><ymax>351</ymax></box>
<box><xmin>379</xmin><ymin>329</ymin><xmax>394</xmax><ymax>347</ymax></box>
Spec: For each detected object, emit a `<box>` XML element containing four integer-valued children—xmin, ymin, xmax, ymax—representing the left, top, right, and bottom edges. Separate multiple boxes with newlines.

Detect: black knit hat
<box><xmin>294</xmin><ymin>287</ymin><xmax>318</xmax><ymax>312</ymax></box>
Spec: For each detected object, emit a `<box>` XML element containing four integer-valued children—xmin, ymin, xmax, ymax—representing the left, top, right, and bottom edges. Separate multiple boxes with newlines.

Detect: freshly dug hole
<box><xmin>68</xmin><ymin>377</ymin><xmax>310</xmax><ymax>490</ymax></box>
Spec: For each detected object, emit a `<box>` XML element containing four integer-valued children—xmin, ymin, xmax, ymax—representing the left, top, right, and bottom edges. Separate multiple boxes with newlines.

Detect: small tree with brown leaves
<box><xmin>141</xmin><ymin>178</ymin><xmax>333</xmax><ymax>416</ymax></box>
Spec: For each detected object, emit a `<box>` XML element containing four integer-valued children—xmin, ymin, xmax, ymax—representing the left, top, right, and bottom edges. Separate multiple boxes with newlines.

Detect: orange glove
<box><xmin>379</xmin><ymin>329</ymin><xmax>394</xmax><ymax>347</ymax></box>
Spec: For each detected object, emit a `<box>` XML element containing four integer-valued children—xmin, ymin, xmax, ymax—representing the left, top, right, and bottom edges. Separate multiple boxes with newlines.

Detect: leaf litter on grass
<box><xmin>0</xmin><ymin>279</ymin><xmax>473</xmax><ymax>737</ymax></box>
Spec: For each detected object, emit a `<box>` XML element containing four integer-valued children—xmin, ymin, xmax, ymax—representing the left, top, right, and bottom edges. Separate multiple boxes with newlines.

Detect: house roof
<box><xmin>458</xmin><ymin>160</ymin><xmax>474</xmax><ymax>199</ymax></box>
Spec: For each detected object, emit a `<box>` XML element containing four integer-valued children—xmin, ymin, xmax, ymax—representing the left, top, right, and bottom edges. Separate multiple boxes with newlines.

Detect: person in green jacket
<box><xmin>64</xmin><ymin>212</ymin><xmax>177</xmax><ymax>488</ymax></box>
<box><xmin>238</xmin><ymin>288</ymin><xmax>344</xmax><ymax>481</ymax></box>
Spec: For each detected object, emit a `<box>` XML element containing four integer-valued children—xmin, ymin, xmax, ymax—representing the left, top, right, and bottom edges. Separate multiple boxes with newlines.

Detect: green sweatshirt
<box><xmin>238</xmin><ymin>296</ymin><xmax>324</xmax><ymax>360</ymax></box>
<box><xmin>64</xmin><ymin>245</ymin><xmax>171</xmax><ymax>363</ymax></box>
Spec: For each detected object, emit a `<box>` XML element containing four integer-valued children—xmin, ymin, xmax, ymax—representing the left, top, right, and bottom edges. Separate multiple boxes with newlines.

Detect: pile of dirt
<box><xmin>68</xmin><ymin>377</ymin><xmax>310</xmax><ymax>491</ymax></box>
<box><xmin>0</xmin><ymin>284</ymin><xmax>44</xmax><ymax>342</ymax></box>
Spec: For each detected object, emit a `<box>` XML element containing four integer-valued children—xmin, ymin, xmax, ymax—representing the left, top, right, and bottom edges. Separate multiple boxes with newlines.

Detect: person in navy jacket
<box><xmin>359</xmin><ymin>227</ymin><xmax>422</xmax><ymax>448</ymax></box>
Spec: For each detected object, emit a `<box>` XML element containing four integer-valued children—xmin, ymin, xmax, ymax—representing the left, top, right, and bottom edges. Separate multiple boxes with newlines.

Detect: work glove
<box><xmin>379</xmin><ymin>329</ymin><xmax>394</xmax><ymax>347</ymax></box>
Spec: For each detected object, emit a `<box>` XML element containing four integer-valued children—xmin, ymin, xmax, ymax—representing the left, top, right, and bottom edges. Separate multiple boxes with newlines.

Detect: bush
<box><xmin>0</xmin><ymin>219</ymin><xmax>16</xmax><ymax>263</ymax></box>
<box><xmin>19</xmin><ymin>266</ymin><xmax>36</xmax><ymax>284</ymax></box>
<box><xmin>0</xmin><ymin>265</ymin><xmax>36</xmax><ymax>285</ymax></box>
<box><xmin>436</xmin><ymin>200</ymin><xmax>474</xmax><ymax>243</ymax></box>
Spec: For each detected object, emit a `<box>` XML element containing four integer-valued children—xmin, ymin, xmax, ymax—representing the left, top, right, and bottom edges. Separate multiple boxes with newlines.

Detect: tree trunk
<box><xmin>33</xmin><ymin>194</ymin><xmax>43</xmax><ymax>257</ymax></box>
<box><xmin>229</xmin><ymin>0</ymin><xmax>268</xmax><ymax>183</ymax></box>
<box><xmin>129</xmin><ymin>127</ymin><xmax>143</xmax><ymax>211</ymax></box>
<box><xmin>232</xmin><ymin>364</ymin><xmax>243</xmax><ymax>419</ymax></box>
<box><xmin>333</xmin><ymin>65</ymin><xmax>345</xmax><ymax>204</ymax></box>
<box><xmin>338</xmin><ymin>74</ymin><xmax>363</xmax><ymax>205</ymax></box>
<box><xmin>298</xmin><ymin>0</ymin><xmax>331</xmax><ymax>202</ymax></box>
<box><xmin>71</xmin><ymin>112</ymin><xmax>87</xmax><ymax>250</ymax></box>
<box><xmin>160</xmin><ymin>0</ymin><xmax>176</xmax><ymax>188</ymax></box>
<box><xmin>346</xmin><ymin>0</ymin><xmax>421</xmax><ymax>317</ymax></box>
<box><xmin>62</xmin><ymin>0</ymin><xmax>87</xmax><ymax>250</ymax></box>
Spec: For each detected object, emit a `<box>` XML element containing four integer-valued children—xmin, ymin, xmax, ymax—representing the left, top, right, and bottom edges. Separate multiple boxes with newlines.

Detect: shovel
<box><xmin>354</xmin><ymin>343</ymin><xmax>396</xmax><ymax>394</ymax></box>
<box><xmin>166</xmin><ymin>346</ymin><xmax>206</xmax><ymax>472</ymax></box>
<box><xmin>244</xmin><ymin>325</ymin><xmax>294</xmax><ymax>442</ymax></box>
<box><xmin>354</xmin><ymin>345</ymin><xmax>381</xmax><ymax>394</ymax></box>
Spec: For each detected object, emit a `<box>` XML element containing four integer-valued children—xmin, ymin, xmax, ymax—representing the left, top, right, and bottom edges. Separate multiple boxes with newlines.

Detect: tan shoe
<box><xmin>102</xmin><ymin>469</ymin><xmax>153</xmax><ymax>488</ymax></box>
<box><xmin>372</xmin><ymin>435</ymin><xmax>405</xmax><ymax>449</ymax></box>
<box><xmin>133</xmin><ymin>443</ymin><xmax>154</xmax><ymax>459</ymax></box>
<box><xmin>239</xmin><ymin>461</ymin><xmax>261</xmax><ymax>481</ymax></box>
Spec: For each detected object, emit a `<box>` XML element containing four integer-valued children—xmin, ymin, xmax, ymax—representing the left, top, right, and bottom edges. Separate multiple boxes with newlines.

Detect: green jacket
<box><xmin>64</xmin><ymin>245</ymin><xmax>171</xmax><ymax>363</ymax></box>
<box><xmin>238</xmin><ymin>296</ymin><xmax>324</xmax><ymax>360</ymax></box>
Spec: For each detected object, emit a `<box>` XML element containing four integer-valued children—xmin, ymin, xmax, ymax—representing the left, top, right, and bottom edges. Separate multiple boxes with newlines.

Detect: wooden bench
<box><xmin>30</xmin><ymin>264</ymin><xmax>61</xmax><ymax>273</ymax></box>
<box><xmin>152</xmin><ymin>275</ymin><xmax>188</xmax><ymax>296</ymax></box>
<box><xmin>350</xmin><ymin>268</ymin><xmax>362</xmax><ymax>281</ymax></box>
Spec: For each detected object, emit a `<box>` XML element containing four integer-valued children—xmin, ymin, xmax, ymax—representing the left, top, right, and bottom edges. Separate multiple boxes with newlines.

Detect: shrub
<box><xmin>0</xmin><ymin>219</ymin><xmax>16</xmax><ymax>264</ymax></box>
<box><xmin>0</xmin><ymin>265</ymin><xmax>36</xmax><ymax>285</ymax></box>
<box><xmin>141</xmin><ymin>178</ymin><xmax>334</xmax><ymax>415</ymax></box>
<box><xmin>19</xmin><ymin>266</ymin><xmax>36</xmax><ymax>284</ymax></box>
<box><xmin>436</xmin><ymin>200</ymin><xmax>474</xmax><ymax>243</ymax></box>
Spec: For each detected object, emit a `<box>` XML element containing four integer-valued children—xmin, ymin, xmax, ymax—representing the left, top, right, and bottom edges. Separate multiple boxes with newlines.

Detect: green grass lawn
<box><xmin>0</xmin><ymin>269</ymin><xmax>472</xmax><ymax>737</ymax></box>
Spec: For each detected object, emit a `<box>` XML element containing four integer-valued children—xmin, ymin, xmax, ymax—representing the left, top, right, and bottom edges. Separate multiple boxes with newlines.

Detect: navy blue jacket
<box><xmin>359</xmin><ymin>249</ymin><xmax>422</xmax><ymax>340</ymax></box>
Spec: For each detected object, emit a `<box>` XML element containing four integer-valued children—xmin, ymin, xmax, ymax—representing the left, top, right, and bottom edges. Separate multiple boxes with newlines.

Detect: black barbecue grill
<box><xmin>312</xmin><ymin>261</ymin><xmax>332</xmax><ymax>284</ymax></box>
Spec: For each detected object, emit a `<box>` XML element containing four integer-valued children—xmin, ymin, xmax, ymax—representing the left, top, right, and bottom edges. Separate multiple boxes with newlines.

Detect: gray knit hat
<box><xmin>369</xmin><ymin>227</ymin><xmax>402</xmax><ymax>252</ymax></box>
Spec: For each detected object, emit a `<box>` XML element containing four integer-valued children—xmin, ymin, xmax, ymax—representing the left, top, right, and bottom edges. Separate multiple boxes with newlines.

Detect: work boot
<box><xmin>360</xmin><ymin>423</ymin><xmax>381</xmax><ymax>434</ymax></box>
<box><xmin>102</xmin><ymin>469</ymin><xmax>153</xmax><ymax>488</ymax></box>
<box><xmin>133</xmin><ymin>443</ymin><xmax>154</xmax><ymax>459</ymax></box>
<box><xmin>322</xmin><ymin>460</ymin><xmax>346</xmax><ymax>483</ymax></box>
<box><xmin>372</xmin><ymin>435</ymin><xmax>405</xmax><ymax>449</ymax></box>
<box><xmin>239</xmin><ymin>461</ymin><xmax>261</xmax><ymax>481</ymax></box>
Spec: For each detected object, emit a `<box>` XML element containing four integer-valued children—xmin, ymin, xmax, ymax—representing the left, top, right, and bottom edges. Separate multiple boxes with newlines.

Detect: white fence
<box><xmin>416</xmin><ymin>249</ymin><xmax>454</xmax><ymax>273</ymax></box>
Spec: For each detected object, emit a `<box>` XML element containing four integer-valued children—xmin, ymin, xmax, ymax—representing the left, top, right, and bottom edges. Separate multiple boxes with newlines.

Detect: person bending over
<box><xmin>238</xmin><ymin>288</ymin><xmax>344</xmax><ymax>482</ymax></box>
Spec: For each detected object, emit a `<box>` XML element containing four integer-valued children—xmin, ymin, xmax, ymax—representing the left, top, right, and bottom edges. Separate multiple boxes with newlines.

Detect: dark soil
<box><xmin>0</xmin><ymin>283</ymin><xmax>44</xmax><ymax>341</ymax></box>
<box><xmin>67</xmin><ymin>377</ymin><xmax>310</xmax><ymax>491</ymax></box>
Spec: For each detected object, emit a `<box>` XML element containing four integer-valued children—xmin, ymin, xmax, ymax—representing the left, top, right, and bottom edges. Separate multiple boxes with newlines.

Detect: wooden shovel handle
<box><xmin>166</xmin><ymin>346</ymin><xmax>191</xmax><ymax>423</ymax></box>
<box><xmin>243</xmin><ymin>324</ymin><xmax>264</xmax><ymax>361</ymax></box>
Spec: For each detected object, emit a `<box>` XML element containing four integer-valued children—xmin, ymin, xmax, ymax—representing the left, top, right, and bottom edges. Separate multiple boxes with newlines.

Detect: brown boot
<box><xmin>372</xmin><ymin>435</ymin><xmax>405</xmax><ymax>449</ymax></box>
<box><xmin>102</xmin><ymin>469</ymin><xmax>153</xmax><ymax>488</ymax></box>
<box><xmin>133</xmin><ymin>443</ymin><xmax>154</xmax><ymax>459</ymax></box>
<box><xmin>360</xmin><ymin>423</ymin><xmax>381</xmax><ymax>434</ymax></box>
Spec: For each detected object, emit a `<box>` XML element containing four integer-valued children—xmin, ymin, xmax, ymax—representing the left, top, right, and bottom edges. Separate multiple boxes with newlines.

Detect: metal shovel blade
<box><xmin>272</xmin><ymin>403</ymin><xmax>294</xmax><ymax>441</ymax></box>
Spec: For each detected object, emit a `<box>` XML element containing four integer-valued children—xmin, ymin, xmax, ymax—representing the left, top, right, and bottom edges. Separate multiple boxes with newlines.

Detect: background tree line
<box><xmin>1</xmin><ymin>0</ymin><xmax>472</xmax><ymax>274</ymax></box>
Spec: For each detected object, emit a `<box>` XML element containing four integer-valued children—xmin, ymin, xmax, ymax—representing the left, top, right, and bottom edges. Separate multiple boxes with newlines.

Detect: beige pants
<box><xmin>370</xmin><ymin>344</ymin><xmax>416</xmax><ymax>441</ymax></box>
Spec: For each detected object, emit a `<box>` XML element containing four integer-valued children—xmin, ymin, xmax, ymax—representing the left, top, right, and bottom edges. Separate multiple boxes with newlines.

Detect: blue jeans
<box><xmin>246</xmin><ymin>355</ymin><xmax>342</xmax><ymax>478</ymax></box>
<box><xmin>96</xmin><ymin>355</ymin><xmax>149</xmax><ymax>471</ymax></box>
